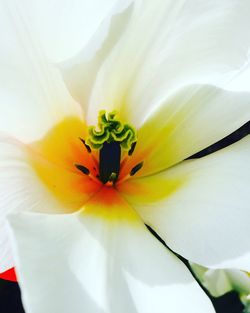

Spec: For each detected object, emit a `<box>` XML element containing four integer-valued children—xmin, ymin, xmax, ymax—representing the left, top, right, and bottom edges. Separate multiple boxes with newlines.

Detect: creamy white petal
<box><xmin>15</xmin><ymin>0</ymin><xmax>118</xmax><ymax>62</ymax></box>
<box><xmin>120</xmin><ymin>136</ymin><xmax>250</xmax><ymax>270</ymax></box>
<box><xmin>191</xmin><ymin>264</ymin><xmax>250</xmax><ymax>298</ymax></box>
<box><xmin>7</xmin><ymin>208</ymin><xmax>215</xmax><ymax>313</ymax></box>
<box><xmin>0</xmin><ymin>220</ymin><xmax>15</xmax><ymax>273</ymax></box>
<box><xmin>60</xmin><ymin>0</ymin><xmax>250</xmax><ymax>126</ymax></box>
<box><xmin>60</xmin><ymin>0</ymin><xmax>134</xmax><ymax>118</ymax></box>
<box><xmin>0</xmin><ymin>1</ymin><xmax>81</xmax><ymax>142</ymax></box>
<box><xmin>197</xmin><ymin>268</ymin><xmax>234</xmax><ymax>297</ymax></box>
<box><xmin>224</xmin><ymin>63</ymin><xmax>250</xmax><ymax>92</ymax></box>
<box><xmin>133</xmin><ymin>85</ymin><xmax>250</xmax><ymax>176</ymax></box>
<box><xmin>0</xmin><ymin>139</ymin><xmax>66</xmax><ymax>273</ymax></box>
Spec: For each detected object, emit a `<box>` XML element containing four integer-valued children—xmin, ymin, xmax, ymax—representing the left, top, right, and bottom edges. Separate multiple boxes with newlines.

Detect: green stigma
<box><xmin>86</xmin><ymin>110</ymin><xmax>137</xmax><ymax>150</ymax></box>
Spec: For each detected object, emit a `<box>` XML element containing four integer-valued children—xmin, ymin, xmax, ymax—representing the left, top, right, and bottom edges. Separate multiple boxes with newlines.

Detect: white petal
<box><xmin>7</xmin><ymin>200</ymin><xmax>215</xmax><ymax>313</ymax></box>
<box><xmin>0</xmin><ymin>1</ymin><xmax>81</xmax><ymax>142</ymax></box>
<box><xmin>224</xmin><ymin>63</ymin><xmax>250</xmax><ymax>92</ymax></box>
<box><xmin>16</xmin><ymin>0</ymin><xmax>118</xmax><ymax>62</ymax></box>
<box><xmin>133</xmin><ymin>85</ymin><xmax>250</xmax><ymax>176</ymax></box>
<box><xmin>0</xmin><ymin>219</ymin><xmax>15</xmax><ymax>272</ymax></box>
<box><xmin>191</xmin><ymin>264</ymin><xmax>250</xmax><ymax>298</ymax></box>
<box><xmin>204</xmin><ymin>269</ymin><xmax>250</xmax><ymax>297</ymax></box>
<box><xmin>60</xmin><ymin>0</ymin><xmax>134</xmax><ymax>119</ymax></box>
<box><xmin>61</xmin><ymin>0</ymin><xmax>250</xmax><ymax>126</ymax></box>
<box><xmin>0</xmin><ymin>139</ymin><xmax>65</xmax><ymax>273</ymax></box>
<box><xmin>120</xmin><ymin>136</ymin><xmax>250</xmax><ymax>270</ymax></box>
<box><xmin>200</xmin><ymin>269</ymin><xmax>234</xmax><ymax>297</ymax></box>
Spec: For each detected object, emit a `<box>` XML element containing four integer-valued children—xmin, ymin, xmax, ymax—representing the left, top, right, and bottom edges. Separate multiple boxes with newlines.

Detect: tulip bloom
<box><xmin>1</xmin><ymin>0</ymin><xmax>250</xmax><ymax>312</ymax></box>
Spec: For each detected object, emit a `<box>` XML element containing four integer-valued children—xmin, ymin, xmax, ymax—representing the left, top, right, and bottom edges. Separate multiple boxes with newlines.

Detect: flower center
<box><xmin>75</xmin><ymin>111</ymin><xmax>143</xmax><ymax>185</ymax></box>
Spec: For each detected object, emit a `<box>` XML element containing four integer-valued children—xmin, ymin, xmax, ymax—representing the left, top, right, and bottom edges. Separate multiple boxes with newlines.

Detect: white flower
<box><xmin>1</xmin><ymin>1</ymin><xmax>250</xmax><ymax>313</ymax></box>
<box><xmin>190</xmin><ymin>263</ymin><xmax>250</xmax><ymax>312</ymax></box>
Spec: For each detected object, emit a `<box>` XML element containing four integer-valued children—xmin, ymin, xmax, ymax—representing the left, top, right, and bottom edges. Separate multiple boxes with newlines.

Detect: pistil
<box><xmin>75</xmin><ymin>110</ymin><xmax>144</xmax><ymax>185</ymax></box>
<box><xmin>99</xmin><ymin>142</ymin><xmax>121</xmax><ymax>184</ymax></box>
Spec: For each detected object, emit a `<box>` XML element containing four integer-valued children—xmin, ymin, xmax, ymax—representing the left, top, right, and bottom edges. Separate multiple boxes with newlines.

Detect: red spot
<box><xmin>0</xmin><ymin>267</ymin><xmax>17</xmax><ymax>282</ymax></box>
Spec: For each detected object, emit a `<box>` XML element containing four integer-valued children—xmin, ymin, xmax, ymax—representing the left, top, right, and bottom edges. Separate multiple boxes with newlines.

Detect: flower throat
<box><xmin>75</xmin><ymin>111</ymin><xmax>143</xmax><ymax>185</ymax></box>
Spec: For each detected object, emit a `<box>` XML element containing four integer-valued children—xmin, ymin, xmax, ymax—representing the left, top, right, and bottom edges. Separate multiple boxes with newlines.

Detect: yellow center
<box><xmin>27</xmin><ymin>113</ymin><xmax>186</xmax><ymax>221</ymax></box>
<box><xmin>26</xmin><ymin>114</ymin><xmax>146</xmax><ymax>220</ymax></box>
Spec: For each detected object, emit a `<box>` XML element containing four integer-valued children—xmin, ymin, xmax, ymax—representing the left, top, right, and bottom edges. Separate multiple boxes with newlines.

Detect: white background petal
<box><xmin>60</xmin><ymin>0</ymin><xmax>134</xmax><ymax>117</ymax></box>
<box><xmin>0</xmin><ymin>139</ymin><xmax>65</xmax><ymax>272</ymax></box>
<box><xmin>191</xmin><ymin>264</ymin><xmax>250</xmax><ymax>298</ymax></box>
<box><xmin>18</xmin><ymin>0</ymin><xmax>118</xmax><ymax>62</ymax></box>
<box><xmin>225</xmin><ymin>62</ymin><xmax>250</xmax><ymax>92</ymax></box>
<box><xmin>121</xmin><ymin>136</ymin><xmax>250</xmax><ymax>270</ymax></box>
<box><xmin>134</xmin><ymin>85</ymin><xmax>250</xmax><ymax>175</ymax></box>
<box><xmin>60</xmin><ymin>0</ymin><xmax>250</xmax><ymax>126</ymax></box>
<box><xmin>0</xmin><ymin>220</ymin><xmax>15</xmax><ymax>273</ymax></box>
<box><xmin>0</xmin><ymin>0</ymin><xmax>82</xmax><ymax>142</ymax></box>
<box><xmin>206</xmin><ymin>269</ymin><xmax>250</xmax><ymax>297</ymax></box>
<box><xmin>8</xmin><ymin>211</ymin><xmax>215</xmax><ymax>313</ymax></box>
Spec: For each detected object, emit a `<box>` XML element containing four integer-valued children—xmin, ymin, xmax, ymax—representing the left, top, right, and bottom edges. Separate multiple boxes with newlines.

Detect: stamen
<box><xmin>79</xmin><ymin>138</ymin><xmax>91</xmax><ymax>153</ymax></box>
<box><xmin>79</xmin><ymin>138</ymin><xmax>99</xmax><ymax>168</ymax></box>
<box><xmin>82</xmin><ymin>110</ymin><xmax>139</xmax><ymax>185</ymax></box>
<box><xmin>75</xmin><ymin>164</ymin><xmax>90</xmax><ymax>175</ymax></box>
<box><xmin>130</xmin><ymin>162</ymin><xmax>143</xmax><ymax>176</ymax></box>
<box><xmin>128</xmin><ymin>142</ymin><xmax>137</xmax><ymax>156</ymax></box>
<box><xmin>75</xmin><ymin>164</ymin><xmax>101</xmax><ymax>184</ymax></box>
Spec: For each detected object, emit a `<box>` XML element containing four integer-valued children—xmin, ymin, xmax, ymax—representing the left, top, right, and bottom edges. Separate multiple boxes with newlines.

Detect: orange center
<box><xmin>27</xmin><ymin>117</ymin><xmax>145</xmax><ymax>214</ymax></box>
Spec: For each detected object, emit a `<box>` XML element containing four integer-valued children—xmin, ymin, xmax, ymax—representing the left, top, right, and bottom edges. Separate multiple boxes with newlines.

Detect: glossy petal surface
<box><xmin>61</xmin><ymin>0</ymin><xmax>250</xmax><ymax>128</ymax></box>
<box><xmin>123</xmin><ymin>85</ymin><xmax>250</xmax><ymax>176</ymax></box>
<box><xmin>8</xmin><ymin>188</ymin><xmax>215</xmax><ymax>313</ymax></box>
<box><xmin>0</xmin><ymin>0</ymin><xmax>81</xmax><ymax>142</ymax></box>
<box><xmin>120</xmin><ymin>136</ymin><xmax>250</xmax><ymax>270</ymax></box>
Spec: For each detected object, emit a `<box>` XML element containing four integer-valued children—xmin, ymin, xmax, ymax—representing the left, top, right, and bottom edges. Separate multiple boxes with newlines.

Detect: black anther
<box><xmin>130</xmin><ymin>162</ymin><xmax>143</xmax><ymax>176</ymax></box>
<box><xmin>128</xmin><ymin>142</ymin><xmax>137</xmax><ymax>156</ymax></box>
<box><xmin>75</xmin><ymin>164</ymin><xmax>90</xmax><ymax>175</ymax></box>
<box><xmin>79</xmin><ymin>138</ymin><xmax>91</xmax><ymax>153</ymax></box>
